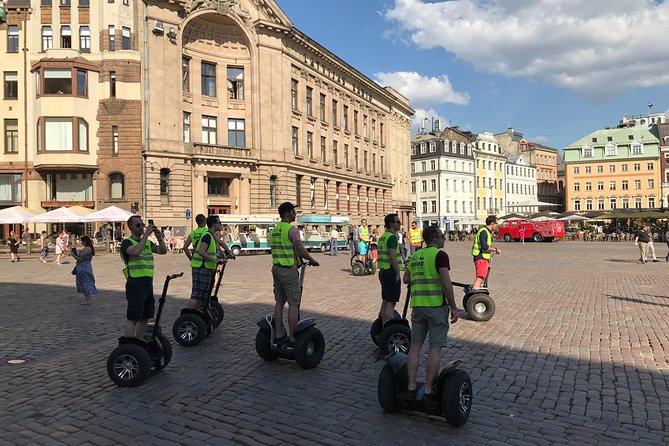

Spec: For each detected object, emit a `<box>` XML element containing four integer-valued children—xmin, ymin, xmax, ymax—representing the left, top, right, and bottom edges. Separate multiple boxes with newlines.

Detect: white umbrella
<box><xmin>27</xmin><ymin>206</ymin><xmax>88</xmax><ymax>223</ymax></box>
<box><xmin>0</xmin><ymin>205</ymin><xmax>41</xmax><ymax>224</ymax></box>
<box><xmin>82</xmin><ymin>205</ymin><xmax>134</xmax><ymax>222</ymax></box>
<box><xmin>558</xmin><ymin>215</ymin><xmax>590</xmax><ymax>221</ymax></box>
<box><xmin>456</xmin><ymin>219</ymin><xmax>486</xmax><ymax>226</ymax></box>
<box><xmin>507</xmin><ymin>200</ymin><xmax>561</xmax><ymax>208</ymax></box>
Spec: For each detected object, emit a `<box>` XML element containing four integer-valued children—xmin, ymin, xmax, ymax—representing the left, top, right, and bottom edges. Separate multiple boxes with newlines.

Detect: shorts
<box><xmin>41</xmin><ymin>247</ymin><xmax>49</xmax><ymax>257</ymax></box>
<box><xmin>411</xmin><ymin>306</ymin><xmax>450</xmax><ymax>347</ymax></box>
<box><xmin>358</xmin><ymin>241</ymin><xmax>369</xmax><ymax>255</ymax></box>
<box><xmin>191</xmin><ymin>266</ymin><xmax>214</xmax><ymax>301</ymax></box>
<box><xmin>475</xmin><ymin>258</ymin><xmax>489</xmax><ymax>279</ymax></box>
<box><xmin>126</xmin><ymin>280</ymin><xmax>155</xmax><ymax>321</ymax></box>
<box><xmin>379</xmin><ymin>268</ymin><xmax>401</xmax><ymax>302</ymax></box>
<box><xmin>272</xmin><ymin>265</ymin><xmax>301</xmax><ymax>307</ymax></box>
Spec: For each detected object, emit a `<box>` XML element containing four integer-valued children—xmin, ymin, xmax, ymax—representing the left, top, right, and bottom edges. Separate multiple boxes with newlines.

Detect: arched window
<box><xmin>160</xmin><ymin>168</ymin><xmax>170</xmax><ymax>204</ymax></box>
<box><xmin>269</xmin><ymin>176</ymin><xmax>277</xmax><ymax>207</ymax></box>
<box><xmin>110</xmin><ymin>173</ymin><xmax>124</xmax><ymax>199</ymax></box>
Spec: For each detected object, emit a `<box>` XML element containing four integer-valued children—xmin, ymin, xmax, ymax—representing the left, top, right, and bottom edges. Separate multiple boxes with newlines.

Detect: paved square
<box><xmin>0</xmin><ymin>241</ymin><xmax>668</xmax><ymax>445</ymax></box>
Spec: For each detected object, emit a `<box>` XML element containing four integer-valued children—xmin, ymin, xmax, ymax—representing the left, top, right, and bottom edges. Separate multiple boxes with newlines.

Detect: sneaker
<box><xmin>652</xmin><ymin>260</ymin><xmax>660</xmax><ymax>263</ymax></box>
<box><xmin>272</xmin><ymin>335</ymin><xmax>287</xmax><ymax>348</ymax></box>
<box><xmin>283</xmin><ymin>340</ymin><xmax>295</xmax><ymax>352</ymax></box>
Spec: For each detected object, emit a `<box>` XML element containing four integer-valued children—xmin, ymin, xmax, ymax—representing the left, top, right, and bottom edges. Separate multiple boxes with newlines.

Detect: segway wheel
<box><xmin>465</xmin><ymin>293</ymin><xmax>495</xmax><ymax>322</ymax></box>
<box><xmin>368</xmin><ymin>262</ymin><xmax>377</xmax><ymax>275</ymax></box>
<box><xmin>154</xmin><ymin>334</ymin><xmax>172</xmax><ymax>371</ymax></box>
<box><xmin>172</xmin><ymin>313</ymin><xmax>207</xmax><ymax>346</ymax></box>
<box><xmin>441</xmin><ymin>369</ymin><xmax>473</xmax><ymax>426</ymax></box>
<box><xmin>294</xmin><ymin>326</ymin><xmax>325</xmax><ymax>369</ymax></box>
<box><xmin>378</xmin><ymin>324</ymin><xmax>411</xmax><ymax>356</ymax></box>
<box><xmin>462</xmin><ymin>294</ymin><xmax>470</xmax><ymax>309</ymax></box>
<box><xmin>210</xmin><ymin>302</ymin><xmax>224</xmax><ymax>327</ymax></box>
<box><xmin>352</xmin><ymin>262</ymin><xmax>364</xmax><ymax>276</ymax></box>
<box><xmin>254</xmin><ymin>329</ymin><xmax>277</xmax><ymax>361</ymax></box>
<box><xmin>370</xmin><ymin>318</ymin><xmax>382</xmax><ymax>345</ymax></box>
<box><xmin>377</xmin><ymin>364</ymin><xmax>401</xmax><ymax>413</ymax></box>
<box><xmin>107</xmin><ymin>344</ymin><xmax>151</xmax><ymax>387</ymax></box>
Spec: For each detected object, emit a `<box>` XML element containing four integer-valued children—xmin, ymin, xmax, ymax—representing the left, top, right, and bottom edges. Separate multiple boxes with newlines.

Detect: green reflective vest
<box><xmin>188</xmin><ymin>226</ymin><xmax>207</xmax><ymax>244</ymax></box>
<box><xmin>471</xmin><ymin>227</ymin><xmax>492</xmax><ymax>259</ymax></box>
<box><xmin>121</xmin><ymin>237</ymin><xmax>154</xmax><ymax>279</ymax></box>
<box><xmin>408</xmin><ymin>247</ymin><xmax>443</xmax><ymax>307</ymax></box>
<box><xmin>358</xmin><ymin>225</ymin><xmax>370</xmax><ymax>242</ymax></box>
<box><xmin>270</xmin><ymin>222</ymin><xmax>300</xmax><ymax>267</ymax></box>
<box><xmin>377</xmin><ymin>230</ymin><xmax>401</xmax><ymax>271</ymax></box>
<box><xmin>190</xmin><ymin>231</ymin><xmax>219</xmax><ymax>269</ymax></box>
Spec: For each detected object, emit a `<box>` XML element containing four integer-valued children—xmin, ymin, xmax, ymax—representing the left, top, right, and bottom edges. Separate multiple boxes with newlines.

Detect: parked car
<box><xmin>499</xmin><ymin>219</ymin><xmax>565</xmax><ymax>242</ymax></box>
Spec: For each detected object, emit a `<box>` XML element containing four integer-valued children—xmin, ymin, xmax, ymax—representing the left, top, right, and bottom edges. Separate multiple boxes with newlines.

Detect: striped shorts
<box><xmin>191</xmin><ymin>266</ymin><xmax>214</xmax><ymax>301</ymax></box>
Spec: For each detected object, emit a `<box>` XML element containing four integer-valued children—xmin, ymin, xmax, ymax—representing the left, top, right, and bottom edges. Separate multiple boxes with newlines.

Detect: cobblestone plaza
<box><xmin>0</xmin><ymin>241</ymin><xmax>668</xmax><ymax>445</ymax></box>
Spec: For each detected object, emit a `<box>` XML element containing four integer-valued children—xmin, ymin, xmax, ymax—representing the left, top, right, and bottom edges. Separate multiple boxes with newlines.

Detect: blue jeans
<box><xmin>330</xmin><ymin>238</ymin><xmax>338</xmax><ymax>256</ymax></box>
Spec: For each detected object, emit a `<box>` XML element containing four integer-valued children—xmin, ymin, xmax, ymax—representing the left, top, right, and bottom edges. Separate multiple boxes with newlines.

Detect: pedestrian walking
<box><xmin>163</xmin><ymin>227</ymin><xmax>172</xmax><ymax>252</ymax></box>
<box><xmin>370</xmin><ymin>228</ymin><xmax>379</xmax><ymax>264</ymax></box>
<box><xmin>645</xmin><ymin>225</ymin><xmax>660</xmax><ymax>262</ymax></box>
<box><xmin>39</xmin><ymin>231</ymin><xmax>48</xmax><ymax>263</ymax></box>
<box><xmin>54</xmin><ymin>231</ymin><xmax>66</xmax><ymax>265</ymax></box>
<box><xmin>8</xmin><ymin>230</ymin><xmax>20</xmax><ymax>262</ymax></box>
<box><xmin>329</xmin><ymin>227</ymin><xmax>339</xmax><ymax>256</ymax></box>
<box><xmin>634</xmin><ymin>226</ymin><xmax>650</xmax><ymax>263</ymax></box>
<box><xmin>22</xmin><ymin>227</ymin><xmax>31</xmax><ymax>254</ymax></box>
<box><xmin>71</xmin><ymin>236</ymin><xmax>97</xmax><ymax>305</ymax></box>
<box><xmin>519</xmin><ymin>226</ymin><xmax>526</xmax><ymax>244</ymax></box>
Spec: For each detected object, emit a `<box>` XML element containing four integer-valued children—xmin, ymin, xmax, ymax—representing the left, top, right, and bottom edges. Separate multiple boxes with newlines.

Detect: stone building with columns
<box><xmin>141</xmin><ymin>0</ymin><xmax>414</xmax><ymax>229</ymax></box>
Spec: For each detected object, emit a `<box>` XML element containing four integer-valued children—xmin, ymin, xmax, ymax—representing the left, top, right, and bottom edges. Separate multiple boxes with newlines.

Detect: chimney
<box><xmin>434</xmin><ymin>119</ymin><xmax>441</xmax><ymax>133</ymax></box>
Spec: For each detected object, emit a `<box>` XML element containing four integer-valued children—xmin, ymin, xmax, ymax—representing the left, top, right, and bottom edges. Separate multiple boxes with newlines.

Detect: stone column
<box><xmin>239</xmin><ymin>175</ymin><xmax>251</xmax><ymax>214</ymax></box>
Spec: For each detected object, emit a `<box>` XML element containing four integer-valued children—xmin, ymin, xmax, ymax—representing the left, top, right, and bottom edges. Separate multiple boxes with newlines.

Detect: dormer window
<box><xmin>410</xmin><ymin>145</ymin><xmax>416</xmax><ymax>155</ymax></box>
<box><xmin>420</xmin><ymin>143</ymin><xmax>426</xmax><ymax>154</ymax></box>
<box><xmin>605</xmin><ymin>143</ymin><xmax>617</xmax><ymax>156</ymax></box>
<box><xmin>582</xmin><ymin>145</ymin><xmax>593</xmax><ymax>158</ymax></box>
<box><xmin>630</xmin><ymin>142</ymin><xmax>643</xmax><ymax>155</ymax></box>
<box><xmin>429</xmin><ymin>141</ymin><xmax>436</xmax><ymax>153</ymax></box>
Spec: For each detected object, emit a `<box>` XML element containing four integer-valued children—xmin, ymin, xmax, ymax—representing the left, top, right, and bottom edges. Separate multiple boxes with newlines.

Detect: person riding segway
<box><xmin>377</xmin><ymin>226</ymin><xmax>472</xmax><ymax>426</ymax></box>
<box><xmin>351</xmin><ymin>219</ymin><xmax>377</xmax><ymax>276</ymax></box>
<box><xmin>463</xmin><ymin>215</ymin><xmax>500</xmax><ymax>321</ymax></box>
<box><xmin>254</xmin><ymin>202</ymin><xmax>324</xmax><ymax>369</ymax></box>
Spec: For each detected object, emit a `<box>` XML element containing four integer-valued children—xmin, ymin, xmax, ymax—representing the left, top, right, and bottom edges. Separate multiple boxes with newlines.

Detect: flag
<box><xmin>648</xmin><ymin>101</ymin><xmax>653</xmax><ymax>108</ymax></box>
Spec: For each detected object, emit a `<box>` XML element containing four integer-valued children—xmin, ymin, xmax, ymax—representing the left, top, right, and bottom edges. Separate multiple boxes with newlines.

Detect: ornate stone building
<box><xmin>142</xmin><ymin>0</ymin><xmax>414</xmax><ymax>229</ymax></box>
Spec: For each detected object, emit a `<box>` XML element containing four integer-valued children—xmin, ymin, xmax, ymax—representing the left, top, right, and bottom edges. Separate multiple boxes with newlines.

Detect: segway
<box><xmin>172</xmin><ymin>259</ymin><xmax>228</xmax><ymax>346</ymax></box>
<box><xmin>370</xmin><ymin>287</ymin><xmax>411</xmax><ymax>356</ymax></box>
<box><xmin>255</xmin><ymin>262</ymin><xmax>325</xmax><ymax>369</ymax></box>
<box><xmin>452</xmin><ymin>254</ymin><xmax>496</xmax><ymax>322</ymax></box>
<box><xmin>351</xmin><ymin>255</ymin><xmax>377</xmax><ymax>276</ymax></box>
<box><xmin>377</xmin><ymin>351</ymin><xmax>472</xmax><ymax>426</ymax></box>
<box><xmin>107</xmin><ymin>272</ymin><xmax>184</xmax><ymax>387</ymax></box>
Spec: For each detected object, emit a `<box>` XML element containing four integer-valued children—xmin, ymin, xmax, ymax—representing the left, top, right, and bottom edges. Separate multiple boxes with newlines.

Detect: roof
<box><xmin>566</xmin><ymin>126</ymin><xmax>659</xmax><ymax>149</ymax></box>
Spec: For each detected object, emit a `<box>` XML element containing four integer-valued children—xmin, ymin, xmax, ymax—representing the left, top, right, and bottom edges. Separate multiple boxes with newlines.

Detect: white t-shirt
<box><xmin>329</xmin><ymin>229</ymin><xmax>338</xmax><ymax>239</ymax></box>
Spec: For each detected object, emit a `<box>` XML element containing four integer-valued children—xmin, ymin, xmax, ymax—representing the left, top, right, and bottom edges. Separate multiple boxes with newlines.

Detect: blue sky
<box><xmin>277</xmin><ymin>0</ymin><xmax>669</xmax><ymax>151</ymax></box>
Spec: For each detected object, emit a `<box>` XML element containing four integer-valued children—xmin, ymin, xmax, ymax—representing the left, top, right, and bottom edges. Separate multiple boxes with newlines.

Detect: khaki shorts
<box><xmin>411</xmin><ymin>306</ymin><xmax>450</xmax><ymax>347</ymax></box>
<box><xmin>272</xmin><ymin>265</ymin><xmax>301</xmax><ymax>307</ymax></box>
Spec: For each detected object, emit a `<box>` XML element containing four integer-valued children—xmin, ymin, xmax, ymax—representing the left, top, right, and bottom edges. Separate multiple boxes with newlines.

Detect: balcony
<box><xmin>190</xmin><ymin>143</ymin><xmax>257</xmax><ymax>165</ymax></box>
<box><xmin>41</xmin><ymin>200</ymin><xmax>94</xmax><ymax>209</ymax></box>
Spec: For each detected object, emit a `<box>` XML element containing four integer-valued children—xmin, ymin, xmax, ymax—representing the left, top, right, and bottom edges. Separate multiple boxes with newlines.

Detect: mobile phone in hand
<box><xmin>148</xmin><ymin>219</ymin><xmax>155</xmax><ymax>227</ymax></box>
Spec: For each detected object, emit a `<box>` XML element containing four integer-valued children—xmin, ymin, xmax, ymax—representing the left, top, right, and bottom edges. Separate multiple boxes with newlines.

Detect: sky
<box><xmin>277</xmin><ymin>0</ymin><xmax>669</xmax><ymax>151</ymax></box>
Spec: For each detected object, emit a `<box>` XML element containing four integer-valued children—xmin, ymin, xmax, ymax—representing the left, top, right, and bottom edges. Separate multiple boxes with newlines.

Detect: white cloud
<box><xmin>411</xmin><ymin>108</ymin><xmax>448</xmax><ymax>133</ymax></box>
<box><xmin>374</xmin><ymin>71</ymin><xmax>470</xmax><ymax>106</ymax></box>
<box><xmin>384</xmin><ymin>0</ymin><xmax>669</xmax><ymax>98</ymax></box>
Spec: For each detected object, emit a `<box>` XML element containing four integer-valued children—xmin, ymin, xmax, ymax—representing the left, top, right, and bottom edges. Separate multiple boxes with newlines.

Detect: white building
<box><xmin>505</xmin><ymin>156</ymin><xmax>537</xmax><ymax>214</ymax></box>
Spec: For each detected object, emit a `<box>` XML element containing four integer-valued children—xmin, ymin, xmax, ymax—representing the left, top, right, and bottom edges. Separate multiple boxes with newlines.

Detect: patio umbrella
<box><xmin>558</xmin><ymin>215</ymin><xmax>590</xmax><ymax>221</ymax></box>
<box><xmin>0</xmin><ymin>205</ymin><xmax>41</xmax><ymax>224</ymax></box>
<box><xmin>27</xmin><ymin>206</ymin><xmax>88</xmax><ymax>223</ymax></box>
<box><xmin>82</xmin><ymin>205</ymin><xmax>134</xmax><ymax>223</ymax></box>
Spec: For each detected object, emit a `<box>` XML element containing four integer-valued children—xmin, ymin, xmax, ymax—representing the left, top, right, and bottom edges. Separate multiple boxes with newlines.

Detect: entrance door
<box><xmin>208</xmin><ymin>206</ymin><xmax>231</xmax><ymax>215</ymax></box>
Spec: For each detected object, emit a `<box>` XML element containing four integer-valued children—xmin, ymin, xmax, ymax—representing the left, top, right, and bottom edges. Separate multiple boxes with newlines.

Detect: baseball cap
<box><xmin>278</xmin><ymin>202</ymin><xmax>298</xmax><ymax>216</ymax></box>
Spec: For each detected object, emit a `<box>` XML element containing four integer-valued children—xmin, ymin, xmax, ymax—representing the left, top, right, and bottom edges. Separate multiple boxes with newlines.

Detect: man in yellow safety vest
<box><xmin>471</xmin><ymin>215</ymin><xmax>501</xmax><ymax>290</ymax></box>
<box><xmin>409</xmin><ymin>221</ymin><xmax>423</xmax><ymax>255</ymax></box>
<box><xmin>120</xmin><ymin>215</ymin><xmax>167</xmax><ymax>338</ymax></box>
<box><xmin>356</xmin><ymin>218</ymin><xmax>370</xmax><ymax>268</ymax></box>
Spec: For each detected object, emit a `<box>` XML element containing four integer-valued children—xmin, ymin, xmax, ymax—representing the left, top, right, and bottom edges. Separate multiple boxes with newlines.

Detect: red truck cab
<box><xmin>499</xmin><ymin>219</ymin><xmax>565</xmax><ymax>242</ymax></box>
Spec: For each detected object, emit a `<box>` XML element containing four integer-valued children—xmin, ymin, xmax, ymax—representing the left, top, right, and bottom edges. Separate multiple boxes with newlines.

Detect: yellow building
<box><xmin>564</xmin><ymin>127</ymin><xmax>661</xmax><ymax>211</ymax></box>
<box><xmin>473</xmin><ymin>131</ymin><xmax>505</xmax><ymax>219</ymax></box>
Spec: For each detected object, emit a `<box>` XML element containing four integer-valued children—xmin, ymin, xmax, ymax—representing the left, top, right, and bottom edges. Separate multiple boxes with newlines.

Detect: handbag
<box><xmin>71</xmin><ymin>264</ymin><xmax>78</xmax><ymax>275</ymax></box>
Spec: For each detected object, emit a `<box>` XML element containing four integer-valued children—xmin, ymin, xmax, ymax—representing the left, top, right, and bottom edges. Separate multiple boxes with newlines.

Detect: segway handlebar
<box><xmin>166</xmin><ymin>272</ymin><xmax>184</xmax><ymax>281</ymax></box>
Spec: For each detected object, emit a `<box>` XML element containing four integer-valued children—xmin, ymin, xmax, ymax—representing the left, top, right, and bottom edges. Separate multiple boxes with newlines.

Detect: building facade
<box><xmin>473</xmin><ymin>131</ymin><xmax>505</xmax><ymax>219</ymax></box>
<box><xmin>141</xmin><ymin>0</ymin><xmax>414</xmax><ymax>230</ymax></box>
<box><xmin>564</xmin><ymin>127</ymin><xmax>661</xmax><ymax>212</ymax></box>
<box><xmin>504</xmin><ymin>155</ymin><xmax>537</xmax><ymax>214</ymax></box>
<box><xmin>0</xmin><ymin>0</ymin><xmax>142</xmax><ymax>238</ymax></box>
<box><xmin>410</xmin><ymin>126</ymin><xmax>475</xmax><ymax>231</ymax></box>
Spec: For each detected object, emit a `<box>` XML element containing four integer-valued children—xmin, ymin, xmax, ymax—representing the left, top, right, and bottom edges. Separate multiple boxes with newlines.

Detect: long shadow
<box><xmin>606</xmin><ymin>258</ymin><xmax>645</xmax><ymax>264</ymax></box>
<box><xmin>0</xmin><ymin>283</ymin><xmax>667</xmax><ymax>445</ymax></box>
<box><xmin>605</xmin><ymin>294</ymin><xmax>669</xmax><ymax>308</ymax></box>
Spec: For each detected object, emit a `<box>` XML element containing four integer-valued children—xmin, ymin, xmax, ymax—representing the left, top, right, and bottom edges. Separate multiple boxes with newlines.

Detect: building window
<box><xmin>41</xmin><ymin>117</ymin><xmax>88</xmax><ymax>151</ymax></box>
<box><xmin>631</xmin><ymin>143</ymin><xmax>643</xmax><ymax>154</ymax></box>
<box><xmin>208</xmin><ymin>178</ymin><xmax>230</xmax><ymax>196</ymax></box>
<box><xmin>110</xmin><ymin>173</ymin><xmax>124</xmax><ymax>199</ymax></box>
<box><xmin>269</xmin><ymin>176</ymin><xmax>277</xmax><ymax>207</ymax></box>
<box><xmin>621</xmin><ymin>164</ymin><xmax>628</xmax><ymax>172</ymax></box>
<box><xmin>8</xmin><ymin>26</ymin><xmax>19</xmax><ymax>53</ymax></box>
<box><xmin>4</xmin><ymin>119</ymin><xmax>19</xmax><ymax>154</ymax></box>
<box><xmin>42</xmin><ymin>27</ymin><xmax>54</xmax><ymax>51</ymax></box>
<box><xmin>307</xmin><ymin>132</ymin><xmax>313</xmax><ymax>158</ymax></box>
<box><xmin>573</xmin><ymin>183</ymin><xmax>580</xmax><ymax>192</ymax></box>
<box><xmin>648</xmin><ymin>179</ymin><xmax>654</xmax><ymax>189</ymax></box>
<box><xmin>333</xmin><ymin>140</ymin><xmax>338</xmax><ymax>165</ymax></box>
<box><xmin>573</xmin><ymin>167</ymin><xmax>579</xmax><ymax>174</ymax></box>
<box><xmin>635</xmin><ymin>197</ymin><xmax>642</xmax><ymax>209</ymax></box>
<box><xmin>634</xmin><ymin>163</ymin><xmax>640</xmax><ymax>171</ymax></box>
<box><xmin>430</xmin><ymin>179</ymin><xmax>436</xmax><ymax>191</ymax></box>
<box><xmin>421</xmin><ymin>180</ymin><xmax>427</xmax><ymax>192</ymax></box>
<box><xmin>609</xmin><ymin>181</ymin><xmax>616</xmax><ymax>190</ymax></box>
<box><xmin>430</xmin><ymin>160</ymin><xmax>436</xmax><ymax>170</ymax></box>
<box><xmin>598</xmin><ymin>181</ymin><xmax>604</xmax><ymax>190</ymax></box>
<box><xmin>372</xmin><ymin>153</ymin><xmax>376</xmax><ymax>173</ymax></box>
<box><xmin>201</xmin><ymin>115</ymin><xmax>217</xmax><ymax>144</ymax></box>
<box><xmin>0</xmin><ymin>174</ymin><xmax>22</xmax><ymax>203</ymax></box>
<box><xmin>421</xmin><ymin>161</ymin><xmax>426</xmax><ymax>172</ymax></box>
<box><xmin>364</xmin><ymin>150</ymin><xmax>368</xmax><ymax>171</ymax></box>
<box><xmin>43</xmin><ymin>68</ymin><xmax>72</xmax><ymax>95</ymax></box>
<box><xmin>306</xmin><ymin>87</ymin><xmax>313</xmax><ymax>116</ymax></box>
<box><xmin>182</xmin><ymin>57</ymin><xmax>190</xmax><ymax>93</ymax></box>
<box><xmin>363</xmin><ymin>115</ymin><xmax>368</xmax><ymax>138</ymax></box>
<box><xmin>622</xmin><ymin>198</ymin><xmax>629</xmax><ymax>209</ymax></box>
<box><xmin>574</xmin><ymin>200</ymin><xmax>581</xmax><ymax>211</ymax></box>
<box><xmin>422</xmin><ymin>201</ymin><xmax>427</xmax><ymax>214</ymax></box>
<box><xmin>291</xmin><ymin>79</ymin><xmax>298</xmax><ymax>110</ymax></box>
<box><xmin>160</xmin><ymin>169</ymin><xmax>170</xmax><ymax>204</ymax></box>
<box><xmin>296</xmin><ymin>175</ymin><xmax>302</xmax><ymax>206</ymax></box>
<box><xmin>622</xmin><ymin>180</ymin><xmax>628</xmax><ymax>190</ymax></box>
<box><xmin>108</xmin><ymin>26</ymin><xmax>115</xmax><ymax>51</ymax></box>
<box><xmin>291</xmin><ymin>126</ymin><xmax>298</xmax><ymax>154</ymax></box>
<box><xmin>597</xmin><ymin>165</ymin><xmax>603</xmax><ymax>173</ymax></box>
<box><xmin>321</xmin><ymin>136</ymin><xmax>326</xmax><ymax>161</ymax></box>
<box><xmin>648</xmin><ymin>197</ymin><xmax>655</xmax><ymax>208</ymax></box>
<box><xmin>634</xmin><ymin>179</ymin><xmax>641</xmax><ymax>189</ymax></box>
<box><xmin>609</xmin><ymin>165</ymin><xmax>615</xmax><ymax>173</ymax></box>
<box><xmin>411</xmin><ymin>181</ymin><xmax>416</xmax><ymax>193</ymax></box>
<box><xmin>610</xmin><ymin>198</ymin><xmax>617</xmax><ymax>209</ymax></box>
<box><xmin>78</xmin><ymin>120</ymin><xmax>88</xmax><ymax>151</ymax></box>
<box><xmin>183</xmin><ymin>112</ymin><xmax>190</xmax><ymax>143</ymax></box>
<box><xmin>79</xmin><ymin>26</ymin><xmax>91</xmax><ymax>52</ymax></box>
<box><xmin>80</xmin><ymin>0</ymin><xmax>90</xmax><ymax>5</ymax></box>
<box><xmin>344</xmin><ymin>144</ymin><xmax>349</xmax><ymax>168</ymax></box>
<box><xmin>320</xmin><ymin>93</ymin><xmax>326</xmax><ymax>121</ymax></box>
<box><xmin>201</xmin><ymin>62</ymin><xmax>216</xmax><ymax>97</ymax></box>
<box><xmin>121</xmin><ymin>27</ymin><xmax>131</xmax><ymax>50</ymax></box>
<box><xmin>354</xmin><ymin>110</ymin><xmax>359</xmax><ymax>135</ymax></box>
<box><xmin>332</xmin><ymin>100</ymin><xmax>338</xmax><ymax>126</ymax></box>
<box><xmin>310</xmin><ymin>178</ymin><xmax>316</xmax><ymax>209</ymax></box>
<box><xmin>324</xmin><ymin>181</ymin><xmax>329</xmax><ymax>210</ymax></box>
<box><xmin>343</xmin><ymin>106</ymin><xmax>349</xmax><ymax>130</ymax></box>
<box><xmin>605</xmin><ymin>143</ymin><xmax>617</xmax><ymax>156</ymax></box>
<box><xmin>585</xmin><ymin>199</ymin><xmax>593</xmax><ymax>210</ymax></box>
<box><xmin>355</xmin><ymin>148</ymin><xmax>359</xmax><ymax>170</ymax></box>
<box><xmin>585</xmin><ymin>182</ymin><xmax>592</xmax><ymax>191</ymax></box>
<box><xmin>227</xmin><ymin>119</ymin><xmax>245</xmax><ymax>147</ymax></box>
<box><xmin>61</xmin><ymin>26</ymin><xmax>72</xmax><ymax>48</ymax></box>
<box><xmin>431</xmin><ymin>200</ymin><xmax>437</xmax><ymax>213</ymax></box>
<box><xmin>76</xmin><ymin>69</ymin><xmax>87</xmax><ymax>96</ymax></box>
<box><xmin>3</xmin><ymin>72</ymin><xmax>18</xmax><ymax>99</ymax></box>
<box><xmin>112</xmin><ymin>126</ymin><xmax>119</xmax><ymax>155</ymax></box>
<box><xmin>60</xmin><ymin>0</ymin><xmax>71</xmax><ymax>4</ymax></box>
<box><xmin>647</xmin><ymin>162</ymin><xmax>654</xmax><ymax>171</ymax></box>
<box><xmin>227</xmin><ymin>66</ymin><xmax>244</xmax><ymax>100</ymax></box>
<box><xmin>110</xmin><ymin>71</ymin><xmax>116</xmax><ymax>97</ymax></box>
<box><xmin>380</xmin><ymin>123</ymin><xmax>384</xmax><ymax>145</ymax></box>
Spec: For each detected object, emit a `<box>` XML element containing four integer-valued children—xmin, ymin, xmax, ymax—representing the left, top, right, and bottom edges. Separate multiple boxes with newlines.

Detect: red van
<box><xmin>499</xmin><ymin>219</ymin><xmax>565</xmax><ymax>242</ymax></box>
